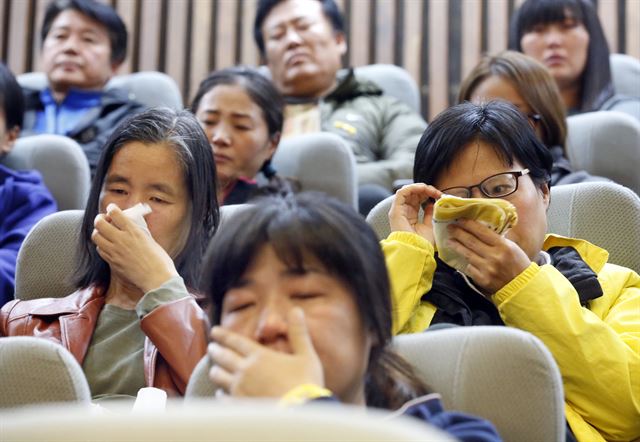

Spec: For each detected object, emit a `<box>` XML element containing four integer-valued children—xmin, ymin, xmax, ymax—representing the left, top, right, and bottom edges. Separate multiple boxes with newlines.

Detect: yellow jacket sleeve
<box><xmin>494</xmin><ymin>262</ymin><xmax>640</xmax><ymax>441</ymax></box>
<box><xmin>381</xmin><ymin>231</ymin><xmax>438</xmax><ymax>335</ymax></box>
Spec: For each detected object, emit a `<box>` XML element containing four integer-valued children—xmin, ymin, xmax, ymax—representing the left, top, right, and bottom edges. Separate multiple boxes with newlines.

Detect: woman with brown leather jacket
<box><xmin>1</xmin><ymin>108</ymin><xmax>219</xmax><ymax>400</ymax></box>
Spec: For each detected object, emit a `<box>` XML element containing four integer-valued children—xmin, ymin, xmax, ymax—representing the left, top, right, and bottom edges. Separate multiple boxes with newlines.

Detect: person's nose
<box><xmin>60</xmin><ymin>34</ymin><xmax>80</xmax><ymax>54</ymax></box>
<box><xmin>254</xmin><ymin>300</ymin><xmax>290</xmax><ymax>348</ymax></box>
<box><xmin>120</xmin><ymin>194</ymin><xmax>144</xmax><ymax>210</ymax></box>
<box><xmin>543</xmin><ymin>26</ymin><xmax>564</xmax><ymax>48</ymax></box>
<box><xmin>283</xmin><ymin>26</ymin><xmax>304</xmax><ymax>49</ymax></box>
<box><xmin>469</xmin><ymin>186</ymin><xmax>485</xmax><ymax>199</ymax></box>
<box><xmin>211</xmin><ymin>125</ymin><xmax>231</xmax><ymax>147</ymax></box>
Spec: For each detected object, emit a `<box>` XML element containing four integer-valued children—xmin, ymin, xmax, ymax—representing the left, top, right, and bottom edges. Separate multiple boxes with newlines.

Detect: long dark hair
<box><xmin>75</xmin><ymin>108</ymin><xmax>219</xmax><ymax>291</ymax></box>
<box><xmin>0</xmin><ymin>62</ymin><xmax>24</xmax><ymax>131</ymax></box>
<box><xmin>414</xmin><ymin>101</ymin><xmax>553</xmax><ymax>189</ymax></box>
<box><xmin>509</xmin><ymin>0</ymin><xmax>614</xmax><ymax>112</ymax></box>
<box><xmin>191</xmin><ymin>66</ymin><xmax>294</xmax><ymax>199</ymax></box>
<box><xmin>201</xmin><ymin>193</ymin><xmax>430</xmax><ymax>409</ymax></box>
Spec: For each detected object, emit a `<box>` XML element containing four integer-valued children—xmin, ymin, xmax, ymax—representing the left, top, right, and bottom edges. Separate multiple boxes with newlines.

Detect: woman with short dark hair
<box><xmin>201</xmin><ymin>192</ymin><xmax>501</xmax><ymax>441</ymax></box>
<box><xmin>1</xmin><ymin>108</ymin><xmax>218</xmax><ymax>400</ymax></box>
<box><xmin>384</xmin><ymin>101</ymin><xmax>640</xmax><ymax>441</ymax></box>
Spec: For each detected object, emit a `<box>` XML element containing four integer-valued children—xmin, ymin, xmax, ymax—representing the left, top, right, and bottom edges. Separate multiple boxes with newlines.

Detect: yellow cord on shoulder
<box><xmin>278</xmin><ymin>384</ymin><xmax>333</xmax><ymax>407</ymax></box>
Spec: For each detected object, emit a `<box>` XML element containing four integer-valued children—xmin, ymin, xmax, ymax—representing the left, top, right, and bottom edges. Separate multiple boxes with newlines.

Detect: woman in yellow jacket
<box><xmin>383</xmin><ymin>101</ymin><xmax>640</xmax><ymax>442</ymax></box>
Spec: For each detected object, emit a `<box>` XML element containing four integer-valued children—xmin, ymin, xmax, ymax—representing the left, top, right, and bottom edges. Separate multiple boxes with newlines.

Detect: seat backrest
<box><xmin>352</xmin><ymin>64</ymin><xmax>421</xmax><ymax>113</ymax></box>
<box><xmin>14</xmin><ymin>210</ymin><xmax>83</xmax><ymax>299</ymax></box>
<box><xmin>394</xmin><ymin>327</ymin><xmax>565</xmax><ymax>442</ymax></box>
<box><xmin>610</xmin><ymin>53</ymin><xmax>640</xmax><ymax>98</ymax></box>
<box><xmin>107</xmin><ymin>71</ymin><xmax>183</xmax><ymax>109</ymax></box>
<box><xmin>365</xmin><ymin>194</ymin><xmax>397</xmax><ymax>240</ymax></box>
<box><xmin>1</xmin><ymin>134</ymin><xmax>91</xmax><ymax>210</ymax></box>
<box><xmin>566</xmin><ymin>111</ymin><xmax>640</xmax><ymax>194</ymax></box>
<box><xmin>367</xmin><ymin>181</ymin><xmax>640</xmax><ymax>272</ymax></box>
<box><xmin>273</xmin><ymin>132</ymin><xmax>358</xmax><ymax>210</ymax></box>
<box><xmin>17</xmin><ymin>71</ymin><xmax>183</xmax><ymax>110</ymax></box>
<box><xmin>547</xmin><ymin>181</ymin><xmax>640</xmax><ymax>272</ymax></box>
<box><xmin>1</xmin><ymin>400</ymin><xmax>454</xmax><ymax>442</ymax></box>
<box><xmin>184</xmin><ymin>355</ymin><xmax>216</xmax><ymax>399</ymax></box>
<box><xmin>0</xmin><ymin>336</ymin><xmax>91</xmax><ymax>409</ymax></box>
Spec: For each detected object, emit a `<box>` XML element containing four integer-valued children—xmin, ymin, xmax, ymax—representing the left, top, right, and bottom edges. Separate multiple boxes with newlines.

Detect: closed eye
<box><xmin>227</xmin><ymin>302</ymin><xmax>255</xmax><ymax>313</ymax></box>
<box><xmin>150</xmin><ymin>196</ymin><xmax>168</xmax><ymax>204</ymax></box>
<box><xmin>51</xmin><ymin>31</ymin><xmax>68</xmax><ymax>40</ymax></box>
<box><xmin>291</xmin><ymin>292</ymin><xmax>322</xmax><ymax>301</ymax></box>
<box><xmin>268</xmin><ymin>29</ymin><xmax>286</xmax><ymax>40</ymax></box>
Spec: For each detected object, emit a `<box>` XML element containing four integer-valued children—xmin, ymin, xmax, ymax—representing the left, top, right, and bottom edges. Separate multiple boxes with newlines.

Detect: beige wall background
<box><xmin>1</xmin><ymin>0</ymin><xmax>638</xmax><ymax>120</ymax></box>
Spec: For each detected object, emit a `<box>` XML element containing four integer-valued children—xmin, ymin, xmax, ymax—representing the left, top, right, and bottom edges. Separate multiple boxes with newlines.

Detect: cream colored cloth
<box><xmin>432</xmin><ymin>195</ymin><xmax>518</xmax><ymax>272</ymax></box>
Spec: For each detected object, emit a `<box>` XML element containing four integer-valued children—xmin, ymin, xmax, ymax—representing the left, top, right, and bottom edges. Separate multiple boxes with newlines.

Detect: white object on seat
<box><xmin>547</xmin><ymin>181</ymin><xmax>640</xmax><ymax>272</ymax></box>
<box><xmin>353</xmin><ymin>64</ymin><xmax>421</xmax><ymax>113</ymax></box>
<box><xmin>0</xmin><ymin>336</ymin><xmax>91</xmax><ymax>409</ymax></box>
<box><xmin>0</xmin><ymin>400</ymin><xmax>455</xmax><ymax>441</ymax></box>
<box><xmin>132</xmin><ymin>388</ymin><xmax>167</xmax><ymax>413</ymax></box>
<box><xmin>394</xmin><ymin>327</ymin><xmax>565</xmax><ymax>442</ymax></box>
<box><xmin>566</xmin><ymin>111</ymin><xmax>640</xmax><ymax>194</ymax></box>
<box><xmin>610</xmin><ymin>53</ymin><xmax>640</xmax><ymax>98</ymax></box>
<box><xmin>17</xmin><ymin>71</ymin><xmax>183</xmax><ymax>110</ymax></box>
<box><xmin>1</xmin><ymin>134</ymin><xmax>90</xmax><ymax>210</ymax></box>
<box><xmin>272</xmin><ymin>132</ymin><xmax>358</xmax><ymax>210</ymax></box>
<box><xmin>366</xmin><ymin>181</ymin><xmax>640</xmax><ymax>271</ymax></box>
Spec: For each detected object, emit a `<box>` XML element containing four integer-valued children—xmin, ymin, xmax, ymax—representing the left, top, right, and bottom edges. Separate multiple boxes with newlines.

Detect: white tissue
<box><xmin>107</xmin><ymin>202</ymin><xmax>152</xmax><ymax>234</ymax></box>
<box><xmin>132</xmin><ymin>387</ymin><xmax>167</xmax><ymax>413</ymax></box>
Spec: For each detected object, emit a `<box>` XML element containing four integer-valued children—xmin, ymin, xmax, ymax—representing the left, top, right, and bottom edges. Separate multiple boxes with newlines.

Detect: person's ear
<box><xmin>540</xmin><ymin>182</ymin><xmax>551</xmax><ymax>211</ymax></box>
<box><xmin>335</xmin><ymin>32</ymin><xmax>347</xmax><ymax>56</ymax></box>
<box><xmin>266</xmin><ymin>132</ymin><xmax>281</xmax><ymax>160</ymax></box>
<box><xmin>110</xmin><ymin>59</ymin><xmax>123</xmax><ymax>76</ymax></box>
<box><xmin>0</xmin><ymin>125</ymin><xmax>20</xmax><ymax>155</ymax></box>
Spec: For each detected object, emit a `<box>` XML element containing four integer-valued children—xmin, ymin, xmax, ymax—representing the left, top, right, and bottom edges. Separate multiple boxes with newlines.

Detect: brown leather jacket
<box><xmin>0</xmin><ymin>287</ymin><xmax>209</xmax><ymax>397</ymax></box>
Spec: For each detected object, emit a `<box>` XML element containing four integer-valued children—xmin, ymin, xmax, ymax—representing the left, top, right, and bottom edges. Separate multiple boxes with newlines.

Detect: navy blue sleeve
<box><xmin>421</xmin><ymin>410</ymin><xmax>503</xmax><ymax>442</ymax></box>
<box><xmin>401</xmin><ymin>396</ymin><xmax>502</xmax><ymax>442</ymax></box>
<box><xmin>0</xmin><ymin>167</ymin><xmax>57</xmax><ymax>305</ymax></box>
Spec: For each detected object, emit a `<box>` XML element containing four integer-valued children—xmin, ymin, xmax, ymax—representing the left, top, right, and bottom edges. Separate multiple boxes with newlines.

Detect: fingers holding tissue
<box><xmin>92</xmin><ymin>202</ymin><xmax>179</xmax><ymax>294</ymax></box>
<box><xmin>389</xmin><ymin>183</ymin><xmax>442</xmax><ymax>244</ymax></box>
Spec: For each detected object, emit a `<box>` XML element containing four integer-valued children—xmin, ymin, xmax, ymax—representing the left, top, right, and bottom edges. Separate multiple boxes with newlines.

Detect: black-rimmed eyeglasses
<box><xmin>441</xmin><ymin>169</ymin><xmax>530</xmax><ymax>199</ymax></box>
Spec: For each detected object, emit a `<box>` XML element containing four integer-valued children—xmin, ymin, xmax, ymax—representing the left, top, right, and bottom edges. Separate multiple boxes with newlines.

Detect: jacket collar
<box><xmin>543</xmin><ymin>234</ymin><xmax>609</xmax><ymax>274</ymax></box>
<box><xmin>30</xmin><ymin>287</ymin><xmax>105</xmax><ymax>316</ymax></box>
<box><xmin>325</xmin><ymin>68</ymin><xmax>383</xmax><ymax>103</ymax></box>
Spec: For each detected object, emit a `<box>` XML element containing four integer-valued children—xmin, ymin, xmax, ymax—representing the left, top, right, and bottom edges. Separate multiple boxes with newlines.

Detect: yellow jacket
<box><xmin>382</xmin><ymin>231</ymin><xmax>640</xmax><ymax>442</ymax></box>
